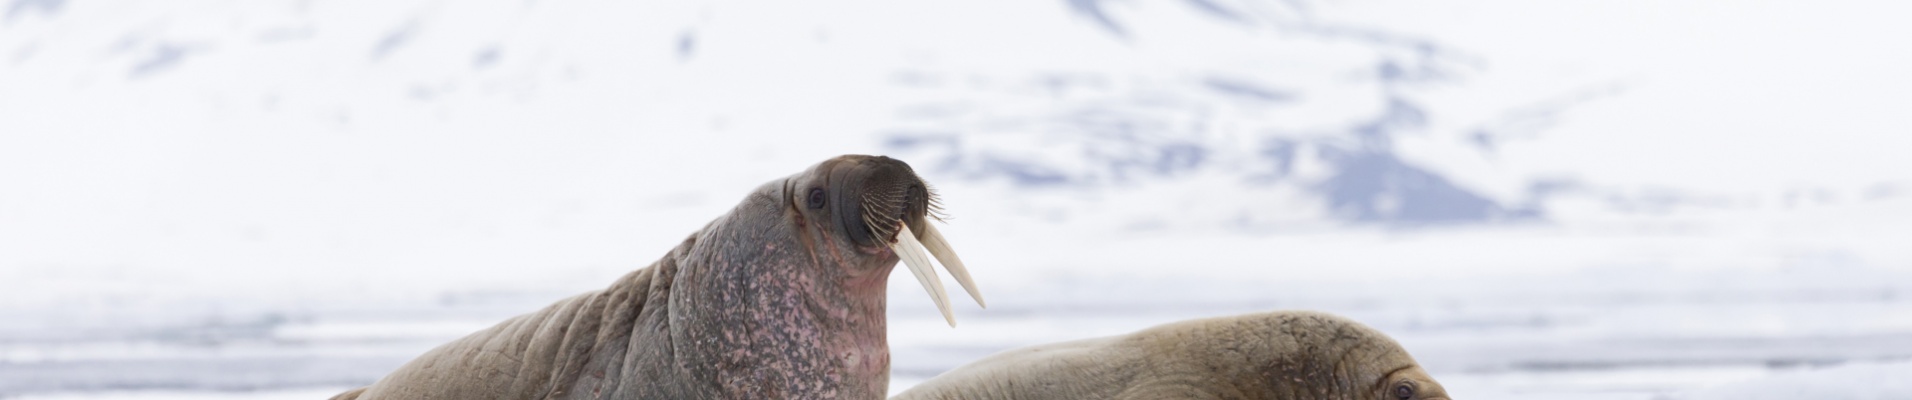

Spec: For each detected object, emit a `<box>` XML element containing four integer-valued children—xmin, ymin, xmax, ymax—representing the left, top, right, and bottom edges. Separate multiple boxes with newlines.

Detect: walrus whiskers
<box><xmin>860</xmin><ymin>194</ymin><xmax>891</xmax><ymax>241</ymax></box>
<box><xmin>862</xmin><ymin>184</ymin><xmax>980</xmax><ymax>326</ymax></box>
<box><xmin>859</xmin><ymin>191</ymin><xmax>902</xmax><ymax>239</ymax></box>
<box><xmin>923</xmin><ymin>184</ymin><xmax>949</xmax><ymax>222</ymax></box>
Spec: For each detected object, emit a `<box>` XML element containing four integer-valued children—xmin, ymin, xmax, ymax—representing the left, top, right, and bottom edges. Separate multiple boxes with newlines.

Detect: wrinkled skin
<box><xmin>893</xmin><ymin>311</ymin><xmax>1451</xmax><ymax>400</ymax></box>
<box><xmin>333</xmin><ymin>155</ymin><xmax>938</xmax><ymax>400</ymax></box>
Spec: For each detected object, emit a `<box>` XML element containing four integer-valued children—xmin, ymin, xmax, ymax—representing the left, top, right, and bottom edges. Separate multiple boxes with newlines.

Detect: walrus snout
<box><xmin>847</xmin><ymin>157</ymin><xmax>936</xmax><ymax>245</ymax></box>
<box><xmin>817</xmin><ymin>155</ymin><xmax>984</xmax><ymax>327</ymax></box>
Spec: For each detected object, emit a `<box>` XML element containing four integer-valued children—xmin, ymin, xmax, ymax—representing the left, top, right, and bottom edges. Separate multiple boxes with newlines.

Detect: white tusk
<box><xmin>893</xmin><ymin>223</ymin><xmax>956</xmax><ymax>327</ymax></box>
<box><xmin>919</xmin><ymin>223</ymin><xmax>984</xmax><ymax>308</ymax></box>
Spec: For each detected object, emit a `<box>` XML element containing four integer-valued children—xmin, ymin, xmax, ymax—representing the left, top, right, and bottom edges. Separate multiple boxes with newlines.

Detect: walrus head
<box><xmin>658</xmin><ymin>155</ymin><xmax>985</xmax><ymax>398</ymax></box>
<box><xmin>1377</xmin><ymin>365</ymin><xmax>1449</xmax><ymax>400</ymax></box>
<box><xmin>1139</xmin><ymin>311</ymin><xmax>1452</xmax><ymax>400</ymax></box>
<box><xmin>783</xmin><ymin>154</ymin><xmax>984</xmax><ymax>326</ymax></box>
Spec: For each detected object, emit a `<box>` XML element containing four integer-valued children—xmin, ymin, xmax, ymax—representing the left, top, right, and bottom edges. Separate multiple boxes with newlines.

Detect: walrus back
<box><xmin>895</xmin><ymin>311</ymin><xmax>1426</xmax><ymax>400</ymax></box>
<box><xmin>894</xmin><ymin>335</ymin><xmax>1147</xmax><ymax>400</ymax></box>
<box><xmin>332</xmin><ymin>266</ymin><xmax>657</xmax><ymax>400</ymax></box>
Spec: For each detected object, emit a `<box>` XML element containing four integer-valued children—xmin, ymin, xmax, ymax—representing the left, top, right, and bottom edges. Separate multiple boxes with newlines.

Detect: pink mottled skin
<box><xmin>333</xmin><ymin>155</ymin><xmax>935</xmax><ymax>400</ymax></box>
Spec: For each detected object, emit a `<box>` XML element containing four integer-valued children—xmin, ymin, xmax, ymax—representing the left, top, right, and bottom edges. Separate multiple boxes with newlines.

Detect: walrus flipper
<box><xmin>340</xmin><ymin>267</ymin><xmax>656</xmax><ymax>400</ymax></box>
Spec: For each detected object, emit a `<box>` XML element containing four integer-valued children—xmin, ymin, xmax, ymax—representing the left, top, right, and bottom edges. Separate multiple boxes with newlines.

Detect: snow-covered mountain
<box><xmin>6</xmin><ymin>0</ymin><xmax>1908</xmax><ymax>230</ymax></box>
<box><xmin>4</xmin><ymin>0</ymin><xmax>1912</xmax><ymax>399</ymax></box>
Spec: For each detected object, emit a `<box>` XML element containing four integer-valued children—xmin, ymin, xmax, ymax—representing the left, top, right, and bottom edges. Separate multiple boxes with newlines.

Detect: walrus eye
<box><xmin>807</xmin><ymin>188</ymin><xmax>826</xmax><ymax>209</ymax></box>
<box><xmin>1394</xmin><ymin>383</ymin><xmax>1414</xmax><ymax>399</ymax></box>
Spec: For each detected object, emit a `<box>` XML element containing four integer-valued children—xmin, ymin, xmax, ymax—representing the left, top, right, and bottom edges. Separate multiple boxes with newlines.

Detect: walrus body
<box><xmin>893</xmin><ymin>311</ymin><xmax>1451</xmax><ymax>400</ymax></box>
<box><xmin>333</xmin><ymin>155</ymin><xmax>982</xmax><ymax>400</ymax></box>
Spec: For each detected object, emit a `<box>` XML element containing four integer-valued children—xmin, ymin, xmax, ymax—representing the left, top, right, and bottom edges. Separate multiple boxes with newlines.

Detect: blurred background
<box><xmin>4</xmin><ymin>0</ymin><xmax>1911</xmax><ymax>398</ymax></box>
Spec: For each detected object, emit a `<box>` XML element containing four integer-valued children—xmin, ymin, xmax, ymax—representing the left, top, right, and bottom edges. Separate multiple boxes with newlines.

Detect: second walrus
<box><xmin>332</xmin><ymin>155</ymin><xmax>984</xmax><ymax>400</ymax></box>
<box><xmin>894</xmin><ymin>311</ymin><xmax>1451</xmax><ymax>400</ymax></box>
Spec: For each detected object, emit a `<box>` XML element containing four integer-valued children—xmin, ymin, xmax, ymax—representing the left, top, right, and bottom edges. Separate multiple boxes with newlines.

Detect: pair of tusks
<box><xmin>891</xmin><ymin>222</ymin><xmax>984</xmax><ymax>327</ymax></box>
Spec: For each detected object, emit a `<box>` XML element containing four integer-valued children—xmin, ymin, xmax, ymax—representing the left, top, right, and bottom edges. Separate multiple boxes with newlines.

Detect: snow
<box><xmin>1673</xmin><ymin>361</ymin><xmax>1912</xmax><ymax>400</ymax></box>
<box><xmin>3</xmin><ymin>0</ymin><xmax>1911</xmax><ymax>398</ymax></box>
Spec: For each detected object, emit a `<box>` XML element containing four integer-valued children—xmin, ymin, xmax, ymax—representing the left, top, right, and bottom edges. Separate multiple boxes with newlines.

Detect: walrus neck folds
<box><xmin>625</xmin><ymin>155</ymin><xmax>979</xmax><ymax>399</ymax></box>
<box><xmin>656</xmin><ymin>181</ymin><xmax>896</xmax><ymax>399</ymax></box>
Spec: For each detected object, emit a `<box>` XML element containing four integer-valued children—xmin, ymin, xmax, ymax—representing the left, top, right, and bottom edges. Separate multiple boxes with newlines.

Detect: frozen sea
<box><xmin>4</xmin><ymin>0</ymin><xmax>1911</xmax><ymax>398</ymax></box>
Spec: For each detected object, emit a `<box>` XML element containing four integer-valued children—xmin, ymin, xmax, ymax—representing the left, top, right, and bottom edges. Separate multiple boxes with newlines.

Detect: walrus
<box><xmin>331</xmin><ymin>155</ymin><xmax>985</xmax><ymax>400</ymax></box>
<box><xmin>893</xmin><ymin>311</ymin><xmax>1450</xmax><ymax>400</ymax></box>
